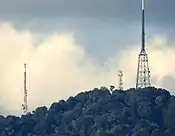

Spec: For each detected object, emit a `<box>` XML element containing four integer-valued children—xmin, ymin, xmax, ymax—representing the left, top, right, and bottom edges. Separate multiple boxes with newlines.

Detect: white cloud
<box><xmin>0</xmin><ymin>22</ymin><xmax>174</xmax><ymax>116</ymax></box>
<box><xmin>0</xmin><ymin>22</ymin><xmax>120</xmax><ymax>115</ymax></box>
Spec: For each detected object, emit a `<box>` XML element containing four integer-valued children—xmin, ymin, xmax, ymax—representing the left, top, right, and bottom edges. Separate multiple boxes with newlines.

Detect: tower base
<box><xmin>136</xmin><ymin>50</ymin><xmax>151</xmax><ymax>89</ymax></box>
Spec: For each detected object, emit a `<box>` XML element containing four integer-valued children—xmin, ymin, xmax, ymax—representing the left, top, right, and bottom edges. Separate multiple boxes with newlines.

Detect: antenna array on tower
<box><xmin>22</xmin><ymin>63</ymin><xmax>28</xmax><ymax>115</ymax></box>
<box><xmin>118</xmin><ymin>70</ymin><xmax>123</xmax><ymax>90</ymax></box>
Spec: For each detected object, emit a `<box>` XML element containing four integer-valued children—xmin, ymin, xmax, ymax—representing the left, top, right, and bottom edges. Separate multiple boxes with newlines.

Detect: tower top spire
<box><xmin>142</xmin><ymin>0</ymin><xmax>145</xmax><ymax>10</ymax></box>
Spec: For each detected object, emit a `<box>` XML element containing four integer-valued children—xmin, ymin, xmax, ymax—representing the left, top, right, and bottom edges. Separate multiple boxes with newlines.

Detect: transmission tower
<box><xmin>118</xmin><ymin>70</ymin><xmax>123</xmax><ymax>90</ymax></box>
<box><xmin>136</xmin><ymin>0</ymin><xmax>151</xmax><ymax>89</ymax></box>
<box><xmin>22</xmin><ymin>63</ymin><xmax>28</xmax><ymax>115</ymax></box>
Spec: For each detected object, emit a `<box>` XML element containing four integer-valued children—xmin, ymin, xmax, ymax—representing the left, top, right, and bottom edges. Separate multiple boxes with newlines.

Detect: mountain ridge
<box><xmin>0</xmin><ymin>86</ymin><xmax>175</xmax><ymax>136</ymax></box>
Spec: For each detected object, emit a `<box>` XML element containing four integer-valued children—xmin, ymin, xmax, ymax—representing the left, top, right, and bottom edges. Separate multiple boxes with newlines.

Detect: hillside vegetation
<box><xmin>0</xmin><ymin>87</ymin><xmax>175</xmax><ymax>136</ymax></box>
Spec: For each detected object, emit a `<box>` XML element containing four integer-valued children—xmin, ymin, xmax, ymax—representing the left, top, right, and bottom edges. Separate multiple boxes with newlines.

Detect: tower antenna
<box><xmin>136</xmin><ymin>0</ymin><xmax>151</xmax><ymax>89</ymax></box>
<box><xmin>118</xmin><ymin>70</ymin><xmax>123</xmax><ymax>90</ymax></box>
<box><xmin>22</xmin><ymin>63</ymin><xmax>28</xmax><ymax>115</ymax></box>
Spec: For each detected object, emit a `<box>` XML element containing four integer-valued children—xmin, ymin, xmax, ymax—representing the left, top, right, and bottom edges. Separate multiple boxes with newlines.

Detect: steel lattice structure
<box><xmin>136</xmin><ymin>0</ymin><xmax>151</xmax><ymax>89</ymax></box>
<box><xmin>22</xmin><ymin>63</ymin><xmax>28</xmax><ymax>115</ymax></box>
<box><xmin>118</xmin><ymin>70</ymin><xmax>123</xmax><ymax>90</ymax></box>
<box><xmin>136</xmin><ymin>50</ymin><xmax>151</xmax><ymax>88</ymax></box>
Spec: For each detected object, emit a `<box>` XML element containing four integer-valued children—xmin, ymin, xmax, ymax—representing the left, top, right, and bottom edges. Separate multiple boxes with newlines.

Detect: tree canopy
<box><xmin>0</xmin><ymin>87</ymin><xmax>174</xmax><ymax>136</ymax></box>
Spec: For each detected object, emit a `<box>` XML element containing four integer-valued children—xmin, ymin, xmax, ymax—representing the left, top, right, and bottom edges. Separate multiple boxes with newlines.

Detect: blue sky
<box><xmin>0</xmin><ymin>0</ymin><xmax>175</xmax><ymax>115</ymax></box>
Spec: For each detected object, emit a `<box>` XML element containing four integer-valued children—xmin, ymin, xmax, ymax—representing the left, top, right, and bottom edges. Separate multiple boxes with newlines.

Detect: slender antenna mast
<box><xmin>142</xmin><ymin>0</ymin><xmax>145</xmax><ymax>51</ymax></box>
<box><xmin>118</xmin><ymin>70</ymin><xmax>123</xmax><ymax>90</ymax></box>
<box><xmin>22</xmin><ymin>63</ymin><xmax>28</xmax><ymax>115</ymax></box>
<box><xmin>136</xmin><ymin>0</ymin><xmax>151</xmax><ymax>89</ymax></box>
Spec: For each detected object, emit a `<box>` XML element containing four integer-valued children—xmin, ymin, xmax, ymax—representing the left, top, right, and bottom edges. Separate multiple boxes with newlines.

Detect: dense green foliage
<box><xmin>0</xmin><ymin>87</ymin><xmax>175</xmax><ymax>136</ymax></box>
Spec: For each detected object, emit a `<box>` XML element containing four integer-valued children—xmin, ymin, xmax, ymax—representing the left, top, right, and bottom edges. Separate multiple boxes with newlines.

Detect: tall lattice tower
<box><xmin>118</xmin><ymin>70</ymin><xmax>123</xmax><ymax>90</ymax></box>
<box><xmin>22</xmin><ymin>64</ymin><xmax>28</xmax><ymax>115</ymax></box>
<box><xmin>136</xmin><ymin>0</ymin><xmax>151</xmax><ymax>89</ymax></box>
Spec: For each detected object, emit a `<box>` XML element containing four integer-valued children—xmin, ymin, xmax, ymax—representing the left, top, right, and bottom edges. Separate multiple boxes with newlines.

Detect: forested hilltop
<box><xmin>0</xmin><ymin>87</ymin><xmax>175</xmax><ymax>136</ymax></box>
